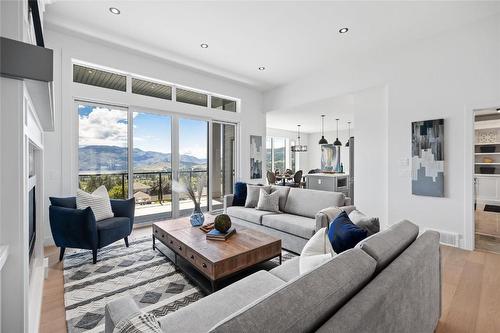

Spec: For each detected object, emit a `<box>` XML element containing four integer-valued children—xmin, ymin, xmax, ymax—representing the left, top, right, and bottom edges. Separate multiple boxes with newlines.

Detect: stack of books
<box><xmin>206</xmin><ymin>227</ymin><xmax>236</xmax><ymax>241</ymax></box>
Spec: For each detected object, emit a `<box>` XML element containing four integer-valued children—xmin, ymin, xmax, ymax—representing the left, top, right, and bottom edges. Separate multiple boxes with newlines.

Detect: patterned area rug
<box><xmin>63</xmin><ymin>235</ymin><xmax>296</xmax><ymax>332</ymax></box>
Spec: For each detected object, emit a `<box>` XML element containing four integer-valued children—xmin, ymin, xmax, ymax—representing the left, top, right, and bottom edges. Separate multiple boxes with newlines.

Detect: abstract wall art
<box><xmin>411</xmin><ymin>119</ymin><xmax>444</xmax><ymax>197</ymax></box>
<box><xmin>250</xmin><ymin>135</ymin><xmax>262</xmax><ymax>179</ymax></box>
<box><xmin>320</xmin><ymin>144</ymin><xmax>341</xmax><ymax>172</ymax></box>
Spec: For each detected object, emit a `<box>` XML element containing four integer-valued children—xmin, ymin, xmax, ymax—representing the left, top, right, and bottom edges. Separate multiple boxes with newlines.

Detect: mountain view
<box><xmin>79</xmin><ymin>145</ymin><xmax>207</xmax><ymax>172</ymax></box>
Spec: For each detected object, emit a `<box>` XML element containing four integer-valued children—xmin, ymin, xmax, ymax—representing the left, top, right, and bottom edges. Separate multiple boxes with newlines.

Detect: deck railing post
<box><xmin>159</xmin><ymin>172</ymin><xmax>163</xmax><ymax>205</ymax></box>
<box><xmin>122</xmin><ymin>173</ymin><xmax>125</xmax><ymax>199</ymax></box>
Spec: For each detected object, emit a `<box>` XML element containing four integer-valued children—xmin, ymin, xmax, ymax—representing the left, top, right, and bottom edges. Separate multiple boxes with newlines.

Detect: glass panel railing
<box><xmin>78</xmin><ymin>170</ymin><xmax>213</xmax><ymax>221</ymax></box>
<box><xmin>79</xmin><ymin>173</ymin><xmax>129</xmax><ymax>199</ymax></box>
<box><xmin>178</xmin><ymin>170</ymin><xmax>208</xmax><ymax>215</ymax></box>
<box><xmin>133</xmin><ymin>171</ymin><xmax>172</xmax><ymax>222</ymax></box>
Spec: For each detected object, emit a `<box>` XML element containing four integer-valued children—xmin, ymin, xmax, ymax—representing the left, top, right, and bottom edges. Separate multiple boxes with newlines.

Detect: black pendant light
<box><xmin>333</xmin><ymin>118</ymin><xmax>342</xmax><ymax>146</ymax></box>
<box><xmin>345</xmin><ymin>121</ymin><xmax>351</xmax><ymax>147</ymax></box>
<box><xmin>318</xmin><ymin>115</ymin><xmax>328</xmax><ymax>145</ymax></box>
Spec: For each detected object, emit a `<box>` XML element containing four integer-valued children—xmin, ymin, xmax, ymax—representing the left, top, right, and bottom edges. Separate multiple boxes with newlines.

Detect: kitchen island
<box><xmin>305</xmin><ymin>173</ymin><xmax>349</xmax><ymax>197</ymax></box>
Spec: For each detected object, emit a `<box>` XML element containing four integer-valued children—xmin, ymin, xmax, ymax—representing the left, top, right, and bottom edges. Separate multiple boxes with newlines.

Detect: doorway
<box><xmin>473</xmin><ymin>107</ymin><xmax>500</xmax><ymax>253</ymax></box>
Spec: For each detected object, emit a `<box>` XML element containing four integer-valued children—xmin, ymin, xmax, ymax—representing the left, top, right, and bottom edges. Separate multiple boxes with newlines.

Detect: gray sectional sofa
<box><xmin>105</xmin><ymin>220</ymin><xmax>441</xmax><ymax>333</ymax></box>
<box><xmin>224</xmin><ymin>186</ymin><xmax>355</xmax><ymax>253</ymax></box>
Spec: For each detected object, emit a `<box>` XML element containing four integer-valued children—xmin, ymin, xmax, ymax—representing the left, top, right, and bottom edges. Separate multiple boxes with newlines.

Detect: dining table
<box><xmin>275</xmin><ymin>174</ymin><xmax>293</xmax><ymax>186</ymax></box>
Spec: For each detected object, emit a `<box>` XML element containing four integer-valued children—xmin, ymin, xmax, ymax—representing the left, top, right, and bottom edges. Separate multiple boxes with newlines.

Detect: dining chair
<box><xmin>286</xmin><ymin>170</ymin><xmax>303</xmax><ymax>187</ymax></box>
<box><xmin>267</xmin><ymin>170</ymin><xmax>277</xmax><ymax>185</ymax></box>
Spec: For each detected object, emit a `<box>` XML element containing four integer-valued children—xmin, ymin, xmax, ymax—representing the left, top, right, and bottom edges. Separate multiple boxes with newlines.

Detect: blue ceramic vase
<box><xmin>190</xmin><ymin>203</ymin><xmax>205</xmax><ymax>227</ymax></box>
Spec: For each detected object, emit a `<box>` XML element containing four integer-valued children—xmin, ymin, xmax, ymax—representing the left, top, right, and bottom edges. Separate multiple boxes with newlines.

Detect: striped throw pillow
<box><xmin>76</xmin><ymin>185</ymin><xmax>114</xmax><ymax>222</ymax></box>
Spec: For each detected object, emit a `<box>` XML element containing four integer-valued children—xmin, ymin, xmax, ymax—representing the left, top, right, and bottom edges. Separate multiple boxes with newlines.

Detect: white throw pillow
<box><xmin>256</xmin><ymin>189</ymin><xmax>280</xmax><ymax>212</ymax></box>
<box><xmin>244</xmin><ymin>185</ymin><xmax>271</xmax><ymax>208</ymax></box>
<box><xmin>76</xmin><ymin>185</ymin><xmax>114</xmax><ymax>222</ymax></box>
<box><xmin>299</xmin><ymin>227</ymin><xmax>336</xmax><ymax>275</ymax></box>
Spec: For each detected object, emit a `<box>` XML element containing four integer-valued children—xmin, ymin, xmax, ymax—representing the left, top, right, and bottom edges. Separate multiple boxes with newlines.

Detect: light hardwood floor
<box><xmin>40</xmin><ymin>226</ymin><xmax>500</xmax><ymax>333</ymax></box>
<box><xmin>475</xmin><ymin>204</ymin><xmax>500</xmax><ymax>253</ymax></box>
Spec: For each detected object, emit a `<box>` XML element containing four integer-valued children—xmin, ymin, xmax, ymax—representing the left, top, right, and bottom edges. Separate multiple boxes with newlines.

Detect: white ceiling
<box><xmin>267</xmin><ymin>94</ymin><xmax>355</xmax><ymax>133</ymax></box>
<box><xmin>44</xmin><ymin>1</ymin><xmax>500</xmax><ymax>90</ymax></box>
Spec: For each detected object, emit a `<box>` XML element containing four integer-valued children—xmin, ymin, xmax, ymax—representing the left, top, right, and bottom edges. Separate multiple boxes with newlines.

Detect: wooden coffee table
<box><xmin>152</xmin><ymin>216</ymin><xmax>282</xmax><ymax>292</ymax></box>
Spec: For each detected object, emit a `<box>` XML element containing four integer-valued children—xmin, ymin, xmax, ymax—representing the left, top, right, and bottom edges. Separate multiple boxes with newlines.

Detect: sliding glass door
<box><xmin>211</xmin><ymin>122</ymin><xmax>236</xmax><ymax>211</ymax></box>
<box><xmin>132</xmin><ymin>112</ymin><xmax>172</xmax><ymax>222</ymax></box>
<box><xmin>178</xmin><ymin>118</ymin><xmax>208</xmax><ymax>215</ymax></box>
<box><xmin>77</xmin><ymin>101</ymin><xmax>236</xmax><ymax>223</ymax></box>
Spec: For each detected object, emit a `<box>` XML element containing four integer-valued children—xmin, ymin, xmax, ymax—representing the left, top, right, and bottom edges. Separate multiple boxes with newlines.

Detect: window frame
<box><xmin>72</xmin><ymin>60</ymin><xmax>240</xmax><ymax>113</ymax></box>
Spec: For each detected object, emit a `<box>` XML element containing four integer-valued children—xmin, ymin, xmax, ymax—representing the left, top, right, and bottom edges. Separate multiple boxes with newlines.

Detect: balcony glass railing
<box><xmin>78</xmin><ymin>170</ymin><xmax>210</xmax><ymax>221</ymax></box>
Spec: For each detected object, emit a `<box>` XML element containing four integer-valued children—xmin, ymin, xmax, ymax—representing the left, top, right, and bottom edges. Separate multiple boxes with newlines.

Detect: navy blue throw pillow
<box><xmin>328</xmin><ymin>211</ymin><xmax>368</xmax><ymax>253</ymax></box>
<box><xmin>233</xmin><ymin>182</ymin><xmax>247</xmax><ymax>206</ymax></box>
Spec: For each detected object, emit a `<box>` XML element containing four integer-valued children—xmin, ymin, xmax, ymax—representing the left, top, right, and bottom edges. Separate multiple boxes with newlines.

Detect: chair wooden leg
<box><xmin>59</xmin><ymin>247</ymin><xmax>65</xmax><ymax>261</ymax></box>
<box><xmin>124</xmin><ymin>237</ymin><xmax>129</xmax><ymax>247</ymax></box>
<box><xmin>92</xmin><ymin>248</ymin><xmax>97</xmax><ymax>264</ymax></box>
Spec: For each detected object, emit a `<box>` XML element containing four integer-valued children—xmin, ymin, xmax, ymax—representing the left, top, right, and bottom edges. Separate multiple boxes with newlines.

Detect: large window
<box><xmin>73</xmin><ymin>64</ymin><xmax>126</xmax><ymax>92</ymax></box>
<box><xmin>132</xmin><ymin>78</ymin><xmax>172</xmax><ymax>100</ymax></box>
<box><xmin>211</xmin><ymin>96</ymin><xmax>237</xmax><ymax>112</ymax></box>
<box><xmin>266</xmin><ymin>136</ymin><xmax>296</xmax><ymax>173</ymax></box>
<box><xmin>78</xmin><ymin>102</ymin><xmax>129</xmax><ymax>199</ymax></box>
<box><xmin>77</xmin><ymin>102</ymin><xmax>235</xmax><ymax>223</ymax></box>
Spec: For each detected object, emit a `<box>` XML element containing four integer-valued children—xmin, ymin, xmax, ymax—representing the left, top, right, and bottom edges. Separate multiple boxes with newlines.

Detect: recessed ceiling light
<box><xmin>109</xmin><ymin>7</ymin><xmax>120</xmax><ymax>15</ymax></box>
<box><xmin>339</xmin><ymin>27</ymin><xmax>349</xmax><ymax>33</ymax></box>
<box><xmin>200</xmin><ymin>43</ymin><xmax>208</xmax><ymax>48</ymax></box>
<box><xmin>258</xmin><ymin>66</ymin><xmax>266</xmax><ymax>71</ymax></box>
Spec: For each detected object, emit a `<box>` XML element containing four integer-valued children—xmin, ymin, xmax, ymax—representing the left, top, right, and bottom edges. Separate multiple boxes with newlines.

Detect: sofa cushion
<box><xmin>261</xmin><ymin>213</ymin><xmax>316</xmax><ymax>239</ymax></box>
<box><xmin>270</xmin><ymin>186</ymin><xmax>291</xmax><ymax>211</ymax></box>
<box><xmin>233</xmin><ymin>182</ymin><xmax>247</xmax><ymax>206</ymax></box>
<box><xmin>284</xmin><ymin>188</ymin><xmax>345</xmax><ymax>218</ymax></box>
<box><xmin>226</xmin><ymin>206</ymin><xmax>275</xmax><ymax>225</ymax></box>
<box><xmin>328</xmin><ymin>211</ymin><xmax>368</xmax><ymax>254</ymax></box>
<box><xmin>97</xmin><ymin>217</ymin><xmax>131</xmax><ymax>248</ymax></box>
<box><xmin>356</xmin><ymin>220</ymin><xmax>419</xmax><ymax>272</ymax></box>
<box><xmin>209</xmin><ymin>248</ymin><xmax>377</xmax><ymax>333</ymax></box>
<box><xmin>245</xmin><ymin>185</ymin><xmax>271</xmax><ymax>208</ymax></box>
<box><xmin>159</xmin><ymin>270</ymin><xmax>285</xmax><ymax>333</ymax></box>
<box><xmin>269</xmin><ymin>256</ymin><xmax>300</xmax><ymax>282</ymax></box>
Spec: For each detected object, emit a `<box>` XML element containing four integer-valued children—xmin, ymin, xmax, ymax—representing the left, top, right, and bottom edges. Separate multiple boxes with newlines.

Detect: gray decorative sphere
<box><xmin>214</xmin><ymin>214</ymin><xmax>232</xmax><ymax>232</ymax></box>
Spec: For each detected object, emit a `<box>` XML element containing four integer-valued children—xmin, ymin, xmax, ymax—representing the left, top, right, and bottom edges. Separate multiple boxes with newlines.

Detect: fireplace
<box><xmin>28</xmin><ymin>186</ymin><xmax>36</xmax><ymax>258</ymax></box>
<box><xmin>28</xmin><ymin>144</ymin><xmax>36</xmax><ymax>259</ymax></box>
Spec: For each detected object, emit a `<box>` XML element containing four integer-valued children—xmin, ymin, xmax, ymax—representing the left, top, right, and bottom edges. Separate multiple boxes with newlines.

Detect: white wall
<box><xmin>43</xmin><ymin>28</ymin><xmax>266</xmax><ymax>244</ymax></box>
<box><xmin>264</xmin><ymin>14</ymin><xmax>500</xmax><ymax>249</ymax></box>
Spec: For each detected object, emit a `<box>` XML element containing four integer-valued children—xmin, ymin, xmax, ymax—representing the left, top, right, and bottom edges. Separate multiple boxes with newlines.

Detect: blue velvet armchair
<box><xmin>49</xmin><ymin>197</ymin><xmax>135</xmax><ymax>264</ymax></box>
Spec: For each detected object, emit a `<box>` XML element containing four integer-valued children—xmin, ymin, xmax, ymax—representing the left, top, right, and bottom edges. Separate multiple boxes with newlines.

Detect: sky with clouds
<box><xmin>78</xmin><ymin>104</ymin><xmax>208</xmax><ymax>159</ymax></box>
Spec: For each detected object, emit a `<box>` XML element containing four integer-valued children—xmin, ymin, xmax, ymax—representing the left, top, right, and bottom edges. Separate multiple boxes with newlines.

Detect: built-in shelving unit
<box><xmin>475</xmin><ymin>118</ymin><xmax>500</xmax><ymax>206</ymax></box>
<box><xmin>475</xmin><ymin>124</ymin><xmax>500</xmax><ymax>175</ymax></box>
